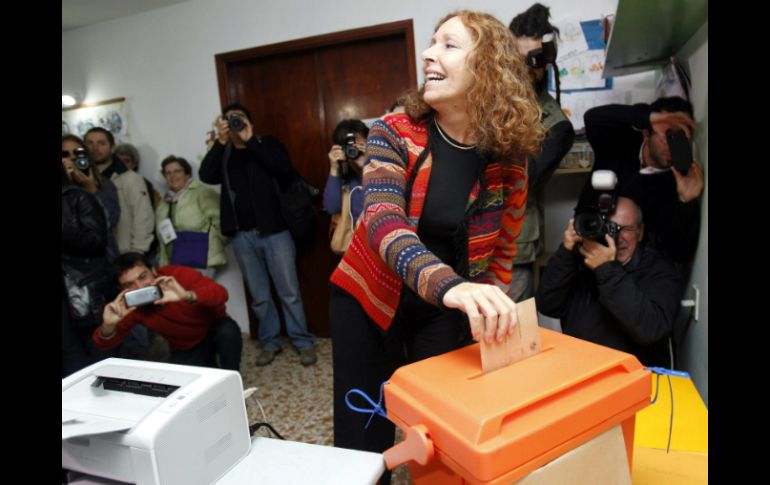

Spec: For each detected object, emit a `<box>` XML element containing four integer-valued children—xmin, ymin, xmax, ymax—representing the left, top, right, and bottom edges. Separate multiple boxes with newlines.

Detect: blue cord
<box><xmin>345</xmin><ymin>382</ymin><xmax>388</xmax><ymax>429</ymax></box>
<box><xmin>646</xmin><ymin>366</ymin><xmax>690</xmax><ymax>378</ymax></box>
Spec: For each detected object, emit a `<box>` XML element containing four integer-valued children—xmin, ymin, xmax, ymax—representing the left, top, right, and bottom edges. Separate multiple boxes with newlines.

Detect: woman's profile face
<box><xmin>163</xmin><ymin>161</ymin><xmax>191</xmax><ymax>192</ymax></box>
<box><xmin>421</xmin><ymin>16</ymin><xmax>475</xmax><ymax>112</ymax></box>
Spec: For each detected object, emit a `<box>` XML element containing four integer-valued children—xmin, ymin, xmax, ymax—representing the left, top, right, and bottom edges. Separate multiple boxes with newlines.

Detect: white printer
<box><xmin>62</xmin><ymin>358</ymin><xmax>251</xmax><ymax>485</ymax></box>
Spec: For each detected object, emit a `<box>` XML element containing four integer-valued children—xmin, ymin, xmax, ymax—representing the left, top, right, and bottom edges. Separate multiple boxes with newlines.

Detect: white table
<box><xmin>214</xmin><ymin>437</ymin><xmax>385</xmax><ymax>485</ymax></box>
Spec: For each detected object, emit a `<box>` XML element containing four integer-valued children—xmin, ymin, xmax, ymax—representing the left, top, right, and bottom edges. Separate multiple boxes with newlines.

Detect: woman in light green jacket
<box><xmin>156</xmin><ymin>156</ymin><xmax>228</xmax><ymax>274</ymax></box>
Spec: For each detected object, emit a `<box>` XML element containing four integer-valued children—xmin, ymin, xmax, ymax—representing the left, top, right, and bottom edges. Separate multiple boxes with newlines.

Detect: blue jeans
<box><xmin>232</xmin><ymin>229</ymin><xmax>315</xmax><ymax>351</ymax></box>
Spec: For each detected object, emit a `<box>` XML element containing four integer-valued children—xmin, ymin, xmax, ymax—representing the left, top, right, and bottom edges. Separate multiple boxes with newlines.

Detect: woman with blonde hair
<box><xmin>329</xmin><ymin>10</ymin><xmax>544</xmax><ymax>478</ymax></box>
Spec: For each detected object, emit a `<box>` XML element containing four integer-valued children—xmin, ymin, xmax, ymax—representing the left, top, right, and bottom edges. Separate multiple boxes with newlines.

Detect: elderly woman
<box><xmin>328</xmin><ymin>10</ymin><xmax>544</xmax><ymax>476</ymax></box>
<box><xmin>156</xmin><ymin>156</ymin><xmax>227</xmax><ymax>277</ymax></box>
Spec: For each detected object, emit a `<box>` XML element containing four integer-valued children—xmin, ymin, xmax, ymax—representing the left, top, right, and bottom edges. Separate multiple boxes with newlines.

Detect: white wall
<box><xmin>676</xmin><ymin>21</ymin><xmax>708</xmax><ymax>406</ymax></box>
<box><xmin>64</xmin><ymin>0</ymin><xmax>635</xmax><ymax>333</ymax></box>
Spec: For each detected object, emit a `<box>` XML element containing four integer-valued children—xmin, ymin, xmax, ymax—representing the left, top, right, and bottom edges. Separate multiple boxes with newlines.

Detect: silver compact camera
<box><xmin>124</xmin><ymin>286</ymin><xmax>163</xmax><ymax>307</ymax></box>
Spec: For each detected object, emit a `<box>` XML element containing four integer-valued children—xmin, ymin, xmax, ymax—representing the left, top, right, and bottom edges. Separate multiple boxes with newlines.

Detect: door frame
<box><xmin>215</xmin><ymin>19</ymin><xmax>417</xmax><ymax>109</ymax></box>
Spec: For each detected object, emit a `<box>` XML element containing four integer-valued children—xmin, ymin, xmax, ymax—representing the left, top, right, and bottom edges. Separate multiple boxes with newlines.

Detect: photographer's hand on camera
<box><xmin>62</xmin><ymin>159</ymin><xmax>98</xmax><ymax>193</ymax></box>
<box><xmin>153</xmin><ymin>275</ymin><xmax>196</xmax><ymax>304</ymax></box>
<box><xmin>328</xmin><ymin>145</ymin><xmax>345</xmax><ymax>176</ymax></box>
<box><xmin>215</xmin><ymin>116</ymin><xmax>231</xmax><ymax>145</ymax></box>
<box><xmin>578</xmin><ymin>236</ymin><xmax>617</xmax><ymax>270</ymax></box>
<box><xmin>672</xmin><ymin>158</ymin><xmax>704</xmax><ymax>203</ymax></box>
<box><xmin>100</xmin><ymin>289</ymin><xmax>137</xmax><ymax>338</ymax></box>
<box><xmin>563</xmin><ymin>218</ymin><xmax>583</xmax><ymax>251</ymax></box>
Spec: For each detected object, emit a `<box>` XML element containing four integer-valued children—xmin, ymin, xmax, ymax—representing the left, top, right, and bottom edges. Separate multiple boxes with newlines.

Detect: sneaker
<box><xmin>255</xmin><ymin>347</ymin><xmax>281</xmax><ymax>367</ymax></box>
<box><xmin>299</xmin><ymin>347</ymin><xmax>317</xmax><ymax>366</ymax></box>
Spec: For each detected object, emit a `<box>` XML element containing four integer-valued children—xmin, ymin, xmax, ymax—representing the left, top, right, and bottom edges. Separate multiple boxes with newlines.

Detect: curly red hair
<box><xmin>404</xmin><ymin>10</ymin><xmax>544</xmax><ymax>164</ymax></box>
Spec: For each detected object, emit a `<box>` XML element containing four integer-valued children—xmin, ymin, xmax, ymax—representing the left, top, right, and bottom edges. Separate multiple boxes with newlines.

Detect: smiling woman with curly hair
<box><xmin>328</xmin><ymin>11</ymin><xmax>543</xmax><ymax>480</ymax></box>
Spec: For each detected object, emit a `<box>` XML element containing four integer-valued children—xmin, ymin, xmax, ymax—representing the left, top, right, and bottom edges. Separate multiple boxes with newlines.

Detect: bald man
<box><xmin>536</xmin><ymin>197</ymin><xmax>682</xmax><ymax>367</ymax></box>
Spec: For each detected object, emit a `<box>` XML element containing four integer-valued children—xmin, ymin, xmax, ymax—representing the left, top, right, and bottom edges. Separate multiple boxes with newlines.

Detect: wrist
<box><xmin>185</xmin><ymin>291</ymin><xmax>196</xmax><ymax>303</ymax></box>
<box><xmin>100</xmin><ymin>325</ymin><xmax>116</xmax><ymax>339</ymax></box>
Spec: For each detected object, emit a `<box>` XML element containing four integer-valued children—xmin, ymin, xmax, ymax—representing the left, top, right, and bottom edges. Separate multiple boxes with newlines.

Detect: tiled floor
<box><xmin>240</xmin><ymin>336</ymin><xmax>410</xmax><ymax>484</ymax></box>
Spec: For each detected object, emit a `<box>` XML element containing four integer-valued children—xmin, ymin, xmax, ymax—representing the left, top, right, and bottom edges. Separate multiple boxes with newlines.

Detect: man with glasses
<box><xmin>93</xmin><ymin>252</ymin><xmax>242</xmax><ymax>370</ymax></box>
<box><xmin>536</xmin><ymin>197</ymin><xmax>682</xmax><ymax>367</ymax></box>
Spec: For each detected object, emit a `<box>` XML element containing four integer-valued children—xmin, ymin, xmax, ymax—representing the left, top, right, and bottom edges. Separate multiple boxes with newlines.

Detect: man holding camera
<box><xmin>508</xmin><ymin>3</ymin><xmax>576</xmax><ymax>301</ymax></box>
<box><xmin>93</xmin><ymin>252</ymin><xmax>242</xmax><ymax>371</ymax></box>
<box><xmin>322</xmin><ymin>119</ymin><xmax>369</xmax><ymax>225</ymax></box>
<box><xmin>199</xmin><ymin>103</ymin><xmax>316</xmax><ymax>367</ymax></box>
<box><xmin>535</xmin><ymin>197</ymin><xmax>682</xmax><ymax>367</ymax></box>
<box><xmin>577</xmin><ymin>97</ymin><xmax>703</xmax><ymax>265</ymax></box>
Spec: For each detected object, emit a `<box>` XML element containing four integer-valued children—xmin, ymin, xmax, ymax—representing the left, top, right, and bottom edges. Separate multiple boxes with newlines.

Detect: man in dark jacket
<box><xmin>199</xmin><ymin>103</ymin><xmax>316</xmax><ymax>367</ymax></box>
<box><xmin>577</xmin><ymin>97</ymin><xmax>703</xmax><ymax>265</ymax></box>
<box><xmin>536</xmin><ymin>197</ymin><xmax>682</xmax><ymax>367</ymax></box>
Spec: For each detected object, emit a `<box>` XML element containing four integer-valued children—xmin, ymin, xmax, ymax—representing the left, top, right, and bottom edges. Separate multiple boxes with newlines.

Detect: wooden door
<box><xmin>215</xmin><ymin>20</ymin><xmax>416</xmax><ymax>337</ymax></box>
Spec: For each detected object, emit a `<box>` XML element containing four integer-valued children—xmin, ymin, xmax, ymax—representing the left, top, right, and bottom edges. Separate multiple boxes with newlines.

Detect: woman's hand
<box><xmin>443</xmin><ymin>282</ymin><xmax>518</xmax><ymax>343</ymax></box>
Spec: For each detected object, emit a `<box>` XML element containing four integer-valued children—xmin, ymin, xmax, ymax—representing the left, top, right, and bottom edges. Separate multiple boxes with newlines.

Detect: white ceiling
<box><xmin>62</xmin><ymin>0</ymin><xmax>191</xmax><ymax>32</ymax></box>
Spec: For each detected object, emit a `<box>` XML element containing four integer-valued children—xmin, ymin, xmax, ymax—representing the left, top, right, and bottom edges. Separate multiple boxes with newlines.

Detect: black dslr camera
<box><xmin>574</xmin><ymin>170</ymin><xmax>619</xmax><ymax>243</ymax></box>
<box><xmin>343</xmin><ymin>133</ymin><xmax>360</xmax><ymax>159</ymax></box>
<box><xmin>227</xmin><ymin>113</ymin><xmax>245</xmax><ymax>132</ymax></box>
<box><xmin>73</xmin><ymin>147</ymin><xmax>90</xmax><ymax>173</ymax></box>
<box><xmin>525</xmin><ymin>32</ymin><xmax>557</xmax><ymax>69</ymax></box>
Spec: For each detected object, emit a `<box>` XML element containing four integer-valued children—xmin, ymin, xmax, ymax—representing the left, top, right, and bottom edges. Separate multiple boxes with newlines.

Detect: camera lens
<box><xmin>574</xmin><ymin>211</ymin><xmax>604</xmax><ymax>240</ymax></box>
<box><xmin>344</xmin><ymin>134</ymin><xmax>360</xmax><ymax>159</ymax></box>
<box><xmin>73</xmin><ymin>148</ymin><xmax>90</xmax><ymax>173</ymax></box>
<box><xmin>344</xmin><ymin>144</ymin><xmax>360</xmax><ymax>159</ymax></box>
<box><xmin>228</xmin><ymin>114</ymin><xmax>245</xmax><ymax>132</ymax></box>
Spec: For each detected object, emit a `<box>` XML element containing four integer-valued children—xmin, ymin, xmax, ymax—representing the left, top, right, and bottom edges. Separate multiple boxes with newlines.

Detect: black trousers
<box><xmin>170</xmin><ymin>316</ymin><xmax>243</xmax><ymax>371</ymax></box>
<box><xmin>330</xmin><ymin>283</ymin><xmax>470</xmax><ymax>481</ymax></box>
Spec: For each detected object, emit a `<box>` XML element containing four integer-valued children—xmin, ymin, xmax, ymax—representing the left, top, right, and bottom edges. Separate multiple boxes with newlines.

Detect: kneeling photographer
<box><xmin>93</xmin><ymin>252</ymin><xmax>242</xmax><ymax>370</ymax></box>
<box><xmin>322</xmin><ymin>119</ymin><xmax>368</xmax><ymax>254</ymax></box>
<box><xmin>535</xmin><ymin>194</ymin><xmax>683</xmax><ymax>367</ymax></box>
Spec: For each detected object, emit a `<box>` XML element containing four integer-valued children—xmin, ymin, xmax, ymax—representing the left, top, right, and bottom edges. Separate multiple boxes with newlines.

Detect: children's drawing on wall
<box><xmin>549</xmin><ymin>18</ymin><xmax>622</xmax><ymax>130</ymax></box>
<box><xmin>62</xmin><ymin>97</ymin><xmax>130</xmax><ymax>144</ymax></box>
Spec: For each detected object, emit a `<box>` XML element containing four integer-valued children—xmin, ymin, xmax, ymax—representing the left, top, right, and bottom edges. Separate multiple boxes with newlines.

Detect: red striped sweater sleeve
<box><xmin>362</xmin><ymin>119</ymin><xmax>464</xmax><ymax>307</ymax></box>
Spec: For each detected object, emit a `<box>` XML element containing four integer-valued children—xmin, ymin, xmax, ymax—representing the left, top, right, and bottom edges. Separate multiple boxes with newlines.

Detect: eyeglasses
<box><xmin>163</xmin><ymin>168</ymin><xmax>185</xmax><ymax>176</ymax></box>
<box><xmin>62</xmin><ymin>150</ymin><xmax>74</xmax><ymax>158</ymax></box>
<box><xmin>617</xmin><ymin>225</ymin><xmax>640</xmax><ymax>234</ymax></box>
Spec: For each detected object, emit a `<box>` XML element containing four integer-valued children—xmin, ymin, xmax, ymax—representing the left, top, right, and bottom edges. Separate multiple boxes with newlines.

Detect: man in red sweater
<box><xmin>93</xmin><ymin>253</ymin><xmax>242</xmax><ymax>371</ymax></box>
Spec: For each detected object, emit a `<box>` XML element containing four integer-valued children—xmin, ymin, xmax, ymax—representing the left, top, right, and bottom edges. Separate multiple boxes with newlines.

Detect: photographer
<box><xmin>535</xmin><ymin>197</ymin><xmax>682</xmax><ymax>367</ymax></box>
<box><xmin>62</xmin><ymin>159</ymin><xmax>119</xmax><ymax>377</ymax></box>
<box><xmin>62</xmin><ymin>134</ymin><xmax>120</xmax><ymax>260</ymax></box>
<box><xmin>93</xmin><ymin>252</ymin><xmax>242</xmax><ymax>371</ymax></box>
<box><xmin>577</xmin><ymin>97</ymin><xmax>703</xmax><ymax>265</ymax></box>
<box><xmin>199</xmin><ymin>103</ymin><xmax>316</xmax><ymax>367</ymax></box>
<box><xmin>322</xmin><ymin>119</ymin><xmax>369</xmax><ymax>224</ymax></box>
<box><xmin>508</xmin><ymin>3</ymin><xmax>576</xmax><ymax>301</ymax></box>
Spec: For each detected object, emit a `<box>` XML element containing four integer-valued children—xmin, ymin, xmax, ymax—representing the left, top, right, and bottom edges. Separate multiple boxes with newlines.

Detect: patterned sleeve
<box><xmin>362</xmin><ymin>119</ymin><xmax>464</xmax><ymax>307</ymax></box>
<box><xmin>476</xmin><ymin>163</ymin><xmax>528</xmax><ymax>293</ymax></box>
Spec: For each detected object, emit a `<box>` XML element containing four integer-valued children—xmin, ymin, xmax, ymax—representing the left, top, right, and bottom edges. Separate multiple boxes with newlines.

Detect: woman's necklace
<box><xmin>434</xmin><ymin>119</ymin><xmax>477</xmax><ymax>150</ymax></box>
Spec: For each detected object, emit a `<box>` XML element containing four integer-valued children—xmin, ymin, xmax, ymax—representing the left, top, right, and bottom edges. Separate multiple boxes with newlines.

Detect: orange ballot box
<box><xmin>383</xmin><ymin>328</ymin><xmax>651</xmax><ymax>485</ymax></box>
